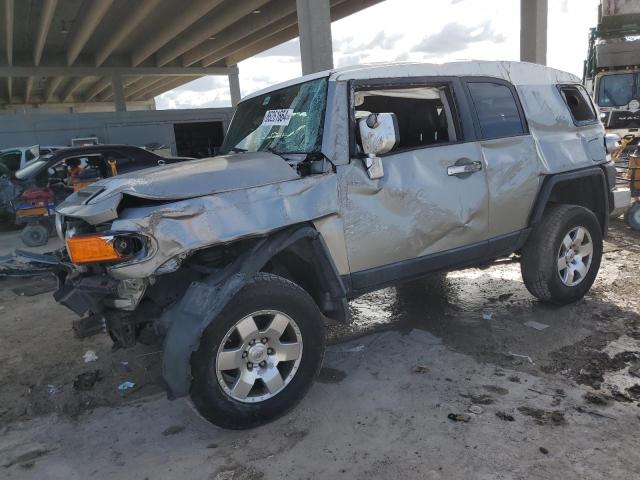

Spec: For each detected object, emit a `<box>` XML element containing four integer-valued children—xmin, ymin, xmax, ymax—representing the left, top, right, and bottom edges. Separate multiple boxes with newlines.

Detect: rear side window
<box><xmin>467</xmin><ymin>82</ymin><xmax>525</xmax><ymax>139</ymax></box>
<box><xmin>558</xmin><ymin>85</ymin><xmax>597</xmax><ymax>125</ymax></box>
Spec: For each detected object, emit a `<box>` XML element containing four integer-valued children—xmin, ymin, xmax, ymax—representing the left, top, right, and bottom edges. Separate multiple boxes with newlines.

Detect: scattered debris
<box><xmin>72</xmin><ymin>314</ymin><xmax>105</xmax><ymax>339</ymax></box>
<box><xmin>498</xmin><ymin>293</ymin><xmax>513</xmax><ymax>301</ymax></box>
<box><xmin>412</xmin><ymin>365</ymin><xmax>430</xmax><ymax>374</ymax></box>
<box><xmin>539</xmin><ymin>447</ymin><xmax>549</xmax><ymax>455</ymax></box>
<box><xmin>495</xmin><ymin>411</ymin><xmax>515</xmax><ymax>421</ymax></box>
<box><xmin>162</xmin><ymin>425</ymin><xmax>185</xmax><ymax>436</ymax></box>
<box><xmin>338</xmin><ymin>344</ymin><xmax>365</xmax><ymax>353</ymax></box>
<box><xmin>507</xmin><ymin>375</ymin><xmax>521</xmax><ymax>383</ymax></box>
<box><xmin>46</xmin><ymin>384</ymin><xmax>61</xmax><ymax>395</ymax></box>
<box><xmin>460</xmin><ymin>393</ymin><xmax>494</xmax><ymax>405</ymax></box>
<box><xmin>117</xmin><ymin>381</ymin><xmax>136</xmax><ymax>391</ymax></box>
<box><xmin>630</xmin><ymin>363</ymin><xmax>640</xmax><ymax>378</ymax></box>
<box><xmin>509</xmin><ymin>352</ymin><xmax>535</xmax><ymax>365</ymax></box>
<box><xmin>482</xmin><ymin>311</ymin><xmax>493</xmax><ymax>320</ymax></box>
<box><xmin>468</xmin><ymin>405</ymin><xmax>483</xmax><ymax>415</ymax></box>
<box><xmin>517</xmin><ymin>406</ymin><xmax>566</xmax><ymax>426</ymax></box>
<box><xmin>447</xmin><ymin>413</ymin><xmax>471</xmax><ymax>422</ymax></box>
<box><xmin>2</xmin><ymin>447</ymin><xmax>56</xmax><ymax>468</ymax></box>
<box><xmin>82</xmin><ymin>350</ymin><xmax>98</xmax><ymax>363</ymax></box>
<box><xmin>583</xmin><ymin>391</ymin><xmax>610</xmax><ymax>406</ymax></box>
<box><xmin>207</xmin><ymin>443</ymin><xmax>219</xmax><ymax>449</ymax></box>
<box><xmin>317</xmin><ymin>367</ymin><xmax>347</xmax><ymax>384</ymax></box>
<box><xmin>524</xmin><ymin>320</ymin><xmax>550</xmax><ymax>331</ymax></box>
<box><xmin>574</xmin><ymin>406</ymin><xmax>616</xmax><ymax>420</ymax></box>
<box><xmin>73</xmin><ymin>370</ymin><xmax>102</xmax><ymax>391</ymax></box>
<box><xmin>483</xmin><ymin>385</ymin><xmax>509</xmax><ymax>396</ymax></box>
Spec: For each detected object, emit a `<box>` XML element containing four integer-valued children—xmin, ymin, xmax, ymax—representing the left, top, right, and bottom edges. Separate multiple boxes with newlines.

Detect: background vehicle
<box><xmin>0</xmin><ymin>144</ymin><xmax>194</xmax><ymax>246</ymax></box>
<box><xmin>584</xmin><ymin>0</ymin><xmax>640</xmax><ymax>229</ymax></box>
<box><xmin>0</xmin><ymin>145</ymin><xmax>66</xmax><ymax>174</ymax></box>
<box><xmin>8</xmin><ymin>62</ymin><xmax>616</xmax><ymax>429</ymax></box>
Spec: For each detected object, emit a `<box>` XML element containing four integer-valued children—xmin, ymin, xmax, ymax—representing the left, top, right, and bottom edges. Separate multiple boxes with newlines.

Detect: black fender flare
<box><xmin>160</xmin><ymin>224</ymin><xmax>347</xmax><ymax>399</ymax></box>
<box><xmin>527</xmin><ymin>166</ymin><xmax>610</xmax><ymax>236</ymax></box>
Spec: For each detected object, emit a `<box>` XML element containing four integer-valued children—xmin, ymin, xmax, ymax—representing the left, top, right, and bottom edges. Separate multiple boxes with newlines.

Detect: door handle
<box><xmin>447</xmin><ymin>161</ymin><xmax>482</xmax><ymax>177</ymax></box>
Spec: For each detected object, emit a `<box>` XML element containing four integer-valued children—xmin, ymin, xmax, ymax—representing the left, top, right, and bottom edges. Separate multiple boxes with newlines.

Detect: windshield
<box><xmin>220</xmin><ymin>77</ymin><xmax>328</xmax><ymax>155</ymax></box>
<box><xmin>15</xmin><ymin>159</ymin><xmax>46</xmax><ymax>180</ymax></box>
<box><xmin>597</xmin><ymin>72</ymin><xmax>640</xmax><ymax>107</ymax></box>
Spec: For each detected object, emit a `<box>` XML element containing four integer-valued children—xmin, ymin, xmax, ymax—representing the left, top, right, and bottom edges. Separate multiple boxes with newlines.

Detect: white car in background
<box><xmin>0</xmin><ymin>145</ymin><xmax>66</xmax><ymax>174</ymax></box>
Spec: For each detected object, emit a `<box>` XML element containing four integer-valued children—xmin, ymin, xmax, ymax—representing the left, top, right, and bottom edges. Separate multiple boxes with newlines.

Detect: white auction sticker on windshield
<box><xmin>262</xmin><ymin>109</ymin><xmax>294</xmax><ymax>126</ymax></box>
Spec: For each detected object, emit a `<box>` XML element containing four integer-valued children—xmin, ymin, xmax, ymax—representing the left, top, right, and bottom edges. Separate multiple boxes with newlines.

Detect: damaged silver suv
<box><xmin>32</xmin><ymin>62</ymin><xmax>619</xmax><ymax>428</ymax></box>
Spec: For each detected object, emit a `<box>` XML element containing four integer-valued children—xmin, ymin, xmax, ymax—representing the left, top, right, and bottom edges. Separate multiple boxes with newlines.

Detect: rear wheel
<box><xmin>625</xmin><ymin>202</ymin><xmax>640</xmax><ymax>231</ymax></box>
<box><xmin>190</xmin><ymin>273</ymin><xmax>325</xmax><ymax>429</ymax></box>
<box><xmin>521</xmin><ymin>204</ymin><xmax>602</xmax><ymax>305</ymax></box>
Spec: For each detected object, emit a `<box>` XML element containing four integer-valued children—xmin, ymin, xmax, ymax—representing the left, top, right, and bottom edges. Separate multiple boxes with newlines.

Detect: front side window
<box><xmin>597</xmin><ymin>73</ymin><xmax>640</xmax><ymax>107</ymax></box>
<box><xmin>467</xmin><ymin>82</ymin><xmax>525</xmax><ymax>139</ymax></box>
<box><xmin>353</xmin><ymin>84</ymin><xmax>459</xmax><ymax>152</ymax></box>
<box><xmin>0</xmin><ymin>152</ymin><xmax>22</xmax><ymax>172</ymax></box>
<box><xmin>220</xmin><ymin>77</ymin><xmax>328</xmax><ymax>155</ymax></box>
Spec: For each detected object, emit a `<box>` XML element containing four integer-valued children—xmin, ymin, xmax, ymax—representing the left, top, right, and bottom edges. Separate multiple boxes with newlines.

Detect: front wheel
<box><xmin>521</xmin><ymin>204</ymin><xmax>603</xmax><ymax>305</ymax></box>
<box><xmin>190</xmin><ymin>273</ymin><xmax>325</xmax><ymax>429</ymax></box>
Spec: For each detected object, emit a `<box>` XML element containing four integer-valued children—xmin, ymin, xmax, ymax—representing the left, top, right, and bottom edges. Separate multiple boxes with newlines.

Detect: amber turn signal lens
<box><xmin>66</xmin><ymin>235</ymin><xmax>122</xmax><ymax>264</ymax></box>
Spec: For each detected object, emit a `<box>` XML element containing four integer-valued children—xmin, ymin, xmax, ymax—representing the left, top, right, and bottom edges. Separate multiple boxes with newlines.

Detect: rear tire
<box><xmin>21</xmin><ymin>224</ymin><xmax>49</xmax><ymax>247</ymax></box>
<box><xmin>625</xmin><ymin>202</ymin><xmax>640</xmax><ymax>231</ymax></box>
<box><xmin>190</xmin><ymin>273</ymin><xmax>325</xmax><ymax>429</ymax></box>
<box><xmin>521</xmin><ymin>204</ymin><xmax>602</xmax><ymax>305</ymax></box>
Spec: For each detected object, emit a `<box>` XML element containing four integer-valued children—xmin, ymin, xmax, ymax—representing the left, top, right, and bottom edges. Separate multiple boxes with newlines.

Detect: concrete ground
<box><xmin>1</xmin><ymin>220</ymin><xmax>639</xmax><ymax>479</ymax></box>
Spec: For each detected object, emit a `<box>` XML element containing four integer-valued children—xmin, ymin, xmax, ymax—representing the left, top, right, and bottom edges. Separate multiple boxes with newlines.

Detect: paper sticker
<box><xmin>262</xmin><ymin>96</ymin><xmax>271</xmax><ymax>106</ymax></box>
<box><xmin>262</xmin><ymin>109</ymin><xmax>294</xmax><ymax>126</ymax></box>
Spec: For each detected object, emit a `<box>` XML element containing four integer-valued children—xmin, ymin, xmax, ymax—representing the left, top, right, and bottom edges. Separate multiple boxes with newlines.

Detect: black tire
<box><xmin>625</xmin><ymin>202</ymin><xmax>640</xmax><ymax>231</ymax></box>
<box><xmin>190</xmin><ymin>273</ymin><xmax>325</xmax><ymax>429</ymax></box>
<box><xmin>521</xmin><ymin>204</ymin><xmax>603</xmax><ymax>305</ymax></box>
<box><xmin>20</xmin><ymin>224</ymin><xmax>49</xmax><ymax>247</ymax></box>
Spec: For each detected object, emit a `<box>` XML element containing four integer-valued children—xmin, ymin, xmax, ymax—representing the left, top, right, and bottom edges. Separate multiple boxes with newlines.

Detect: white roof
<box><xmin>242</xmin><ymin>61</ymin><xmax>581</xmax><ymax>101</ymax></box>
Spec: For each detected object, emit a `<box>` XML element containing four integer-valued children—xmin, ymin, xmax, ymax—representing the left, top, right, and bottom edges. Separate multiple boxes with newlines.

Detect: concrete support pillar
<box><xmin>296</xmin><ymin>0</ymin><xmax>333</xmax><ymax>75</ymax></box>
<box><xmin>111</xmin><ymin>73</ymin><xmax>126</xmax><ymax>112</ymax></box>
<box><xmin>520</xmin><ymin>0</ymin><xmax>547</xmax><ymax>65</ymax></box>
<box><xmin>228</xmin><ymin>72</ymin><xmax>241</xmax><ymax>108</ymax></box>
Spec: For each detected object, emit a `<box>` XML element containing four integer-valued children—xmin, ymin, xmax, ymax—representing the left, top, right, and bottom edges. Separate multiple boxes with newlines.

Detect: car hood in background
<box><xmin>78</xmin><ymin>152</ymin><xmax>299</xmax><ymax>204</ymax></box>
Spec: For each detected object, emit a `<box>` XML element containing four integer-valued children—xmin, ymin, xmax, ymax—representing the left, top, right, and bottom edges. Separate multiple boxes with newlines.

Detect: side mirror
<box><xmin>358</xmin><ymin>113</ymin><xmax>399</xmax><ymax>180</ymax></box>
<box><xmin>604</xmin><ymin>133</ymin><xmax>621</xmax><ymax>154</ymax></box>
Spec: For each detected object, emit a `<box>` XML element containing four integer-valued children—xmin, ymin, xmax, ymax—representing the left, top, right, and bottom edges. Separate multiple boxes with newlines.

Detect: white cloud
<box><xmin>412</xmin><ymin>21</ymin><xmax>506</xmax><ymax>56</ymax></box>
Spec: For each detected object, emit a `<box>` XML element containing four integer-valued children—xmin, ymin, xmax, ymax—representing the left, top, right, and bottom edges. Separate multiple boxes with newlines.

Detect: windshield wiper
<box><xmin>231</xmin><ymin>147</ymin><xmax>247</xmax><ymax>153</ymax></box>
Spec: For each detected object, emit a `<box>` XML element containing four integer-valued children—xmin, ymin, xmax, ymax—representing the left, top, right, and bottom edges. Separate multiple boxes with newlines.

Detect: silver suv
<box><xmin>50</xmin><ymin>61</ymin><xmax>616</xmax><ymax>428</ymax></box>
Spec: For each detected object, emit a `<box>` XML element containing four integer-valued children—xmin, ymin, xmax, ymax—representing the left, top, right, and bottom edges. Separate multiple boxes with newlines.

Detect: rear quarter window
<box><xmin>558</xmin><ymin>85</ymin><xmax>597</xmax><ymax>125</ymax></box>
<box><xmin>467</xmin><ymin>82</ymin><xmax>525</xmax><ymax>139</ymax></box>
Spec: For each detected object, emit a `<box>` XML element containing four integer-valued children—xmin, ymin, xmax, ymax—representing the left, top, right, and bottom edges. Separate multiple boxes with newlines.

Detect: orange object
<box><xmin>66</xmin><ymin>235</ymin><xmax>122</xmax><ymax>264</ymax></box>
<box><xmin>73</xmin><ymin>181</ymin><xmax>94</xmax><ymax>191</ymax></box>
<box><xmin>16</xmin><ymin>207</ymin><xmax>48</xmax><ymax>217</ymax></box>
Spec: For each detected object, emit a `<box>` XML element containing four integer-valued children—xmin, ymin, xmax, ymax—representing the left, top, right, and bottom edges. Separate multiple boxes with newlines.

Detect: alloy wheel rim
<box><xmin>215</xmin><ymin>310</ymin><xmax>303</xmax><ymax>403</ymax></box>
<box><xmin>557</xmin><ymin>225</ymin><xmax>593</xmax><ymax>287</ymax></box>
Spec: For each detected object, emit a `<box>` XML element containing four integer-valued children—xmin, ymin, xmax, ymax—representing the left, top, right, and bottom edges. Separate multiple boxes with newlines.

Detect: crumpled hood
<box><xmin>88</xmin><ymin>152</ymin><xmax>299</xmax><ymax>202</ymax></box>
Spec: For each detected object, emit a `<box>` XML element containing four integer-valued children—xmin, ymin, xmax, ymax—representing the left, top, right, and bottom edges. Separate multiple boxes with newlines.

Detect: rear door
<box><xmin>341</xmin><ymin>77</ymin><xmax>490</xmax><ymax>291</ymax></box>
<box><xmin>462</xmin><ymin>77</ymin><xmax>539</xmax><ymax>240</ymax></box>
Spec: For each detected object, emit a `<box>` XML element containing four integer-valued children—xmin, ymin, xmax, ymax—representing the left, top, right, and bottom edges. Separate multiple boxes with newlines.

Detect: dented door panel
<box><xmin>480</xmin><ymin>135</ymin><xmax>542</xmax><ymax>237</ymax></box>
<box><xmin>341</xmin><ymin>142</ymin><xmax>489</xmax><ymax>274</ymax></box>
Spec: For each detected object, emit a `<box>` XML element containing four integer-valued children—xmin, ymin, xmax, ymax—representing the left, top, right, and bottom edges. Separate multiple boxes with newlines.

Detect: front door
<box><xmin>340</xmin><ymin>78</ymin><xmax>490</xmax><ymax>291</ymax></box>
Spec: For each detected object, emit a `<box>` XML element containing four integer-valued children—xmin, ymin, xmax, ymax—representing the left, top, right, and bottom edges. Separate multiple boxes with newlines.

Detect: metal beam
<box><xmin>131</xmin><ymin>0</ymin><xmax>224</xmax><ymax>66</ymax></box>
<box><xmin>0</xmin><ymin>65</ymin><xmax>238</xmax><ymax>77</ymax></box>
<box><xmin>297</xmin><ymin>0</ymin><xmax>333</xmax><ymax>74</ymax></box>
<box><xmin>133</xmin><ymin>76</ymin><xmax>199</xmax><ymax>101</ymax></box>
<box><xmin>228</xmin><ymin>72</ymin><xmax>241</xmax><ymax>107</ymax></box>
<box><xmin>223</xmin><ymin>0</ymin><xmax>382</xmax><ymax>66</ymax></box>
<box><xmin>45</xmin><ymin>76</ymin><xmax>63</xmax><ymax>102</ymax></box>
<box><xmin>520</xmin><ymin>0</ymin><xmax>548</xmax><ymax>65</ymax></box>
<box><xmin>111</xmin><ymin>74</ymin><xmax>126</xmax><ymax>111</ymax></box>
<box><xmin>34</xmin><ymin>0</ymin><xmax>58</xmax><ymax>66</ymax></box>
<box><xmin>60</xmin><ymin>77</ymin><xmax>84</xmax><ymax>102</ymax></box>
<box><xmin>156</xmin><ymin>0</ymin><xmax>269</xmax><ymax>67</ymax></box>
<box><xmin>24</xmin><ymin>77</ymin><xmax>33</xmax><ymax>103</ymax></box>
<box><xmin>5</xmin><ymin>0</ymin><xmax>13</xmax><ymax>66</ymax></box>
<box><xmin>95</xmin><ymin>0</ymin><xmax>161</xmax><ymax>66</ymax></box>
<box><xmin>67</xmin><ymin>0</ymin><xmax>114</xmax><ymax>66</ymax></box>
<box><xmin>183</xmin><ymin>0</ymin><xmax>297</xmax><ymax>67</ymax></box>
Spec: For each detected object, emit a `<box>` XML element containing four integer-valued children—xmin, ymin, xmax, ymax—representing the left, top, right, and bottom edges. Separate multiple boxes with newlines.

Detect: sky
<box><xmin>155</xmin><ymin>0</ymin><xmax>600</xmax><ymax>110</ymax></box>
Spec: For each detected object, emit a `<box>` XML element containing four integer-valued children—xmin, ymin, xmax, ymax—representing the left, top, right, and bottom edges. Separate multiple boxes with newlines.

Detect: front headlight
<box><xmin>66</xmin><ymin>233</ymin><xmax>145</xmax><ymax>264</ymax></box>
